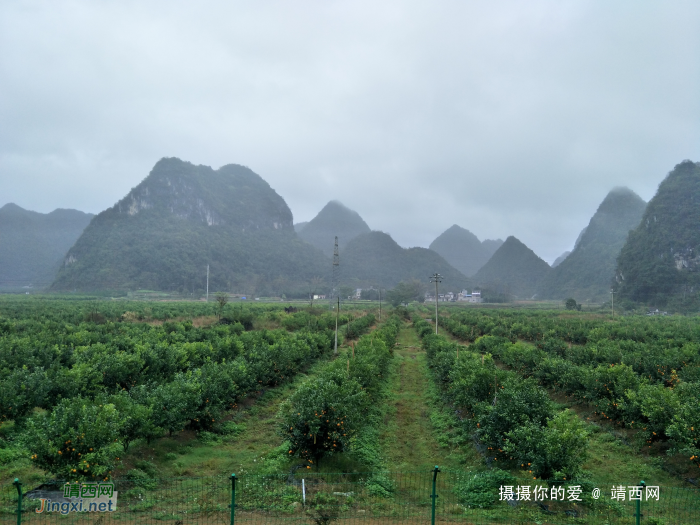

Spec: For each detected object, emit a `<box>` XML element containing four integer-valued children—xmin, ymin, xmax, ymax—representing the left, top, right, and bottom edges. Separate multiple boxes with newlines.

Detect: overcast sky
<box><xmin>2</xmin><ymin>1</ymin><xmax>699</xmax><ymax>263</ymax></box>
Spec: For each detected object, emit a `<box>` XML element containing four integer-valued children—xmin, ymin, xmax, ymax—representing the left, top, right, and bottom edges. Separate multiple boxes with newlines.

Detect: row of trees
<box><xmin>278</xmin><ymin>316</ymin><xmax>401</xmax><ymax>468</ymax></box>
<box><xmin>414</xmin><ymin>317</ymin><xmax>588</xmax><ymax>481</ymax></box>
<box><xmin>0</xmin><ymin>308</ymin><xmax>335</xmax><ymax>479</ymax></box>
<box><xmin>472</xmin><ymin>334</ymin><xmax>700</xmax><ymax>469</ymax></box>
<box><xmin>440</xmin><ymin>311</ymin><xmax>700</xmax><ymax>469</ymax></box>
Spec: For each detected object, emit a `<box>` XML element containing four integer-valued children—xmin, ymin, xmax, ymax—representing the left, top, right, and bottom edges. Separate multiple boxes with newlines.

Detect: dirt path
<box><xmin>381</xmin><ymin>323</ymin><xmax>464</xmax><ymax>471</ymax></box>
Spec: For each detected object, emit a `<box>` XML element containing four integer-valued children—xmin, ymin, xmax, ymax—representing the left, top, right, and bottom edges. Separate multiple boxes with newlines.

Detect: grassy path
<box><xmin>118</xmin><ymin>354</ymin><xmax>335</xmax><ymax>478</ymax></box>
<box><xmin>380</xmin><ymin>322</ymin><xmax>471</xmax><ymax>471</ymax></box>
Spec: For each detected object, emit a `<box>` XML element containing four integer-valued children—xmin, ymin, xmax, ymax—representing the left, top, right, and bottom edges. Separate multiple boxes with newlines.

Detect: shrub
<box><xmin>454</xmin><ymin>469</ymin><xmax>517</xmax><ymax>508</ymax></box>
<box><xmin>25</xmin><ymin>397</ymin><xmax>123</xmax><ymax>480</ymax></box>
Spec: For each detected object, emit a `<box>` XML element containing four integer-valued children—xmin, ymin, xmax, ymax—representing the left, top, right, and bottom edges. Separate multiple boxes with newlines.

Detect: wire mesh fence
<box><xmin>1</xmin><ymin>470</ymin><xmax>698</xmax><ymax>524</ymax></box>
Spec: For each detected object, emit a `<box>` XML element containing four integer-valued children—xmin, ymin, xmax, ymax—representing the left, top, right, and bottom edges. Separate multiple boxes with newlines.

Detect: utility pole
<box><xmin>610</xmin><ymin>288</ymin><xmax>616</xmax><ymax>319</ymax></box>
<box><xmin>206</xmin><ymin>264</ymin><xmax>209</xmax><ymax>302</ymax></box>
<box><xmin>378</xmin><ymin>288</ymin><xmax>382</xmax><ymax>321</ymax></box>
<box><xmin>330</xmin><ymin>236</ymin><xmax>340</xmax><ymax>310</ymax></box>
<box><xmin>430</xmin><ymin>273</ymin><xmax>443</xmax><ymax>335</ymax></box>
<box><xmin>334</xmin><ymin>296</ymin><xmax>339</xmax><ymax>355</ymax></box>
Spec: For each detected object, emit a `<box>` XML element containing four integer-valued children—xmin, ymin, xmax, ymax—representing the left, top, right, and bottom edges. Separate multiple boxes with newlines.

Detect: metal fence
<box><xmin>2</xmin><ymin>469</ymin><xmax>698</xmax><ymax>524</ymax></box>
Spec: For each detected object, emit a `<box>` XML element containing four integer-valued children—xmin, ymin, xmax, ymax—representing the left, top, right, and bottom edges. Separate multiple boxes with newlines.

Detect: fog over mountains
<box><xmin>472</xmin><ymin>236</ymin><xmax>552</xmax><ymax>299</ymax></box>
<box><xmin>429</xmin><ymin>225</ymin><xmax>503</xmax><ymax>277</ymax></box>
<box><xmin>297</xmin><ymin>201</ymin><xmax>371</xmax><ymax>257</ymax></box>
<box><xmin>4</xmin><ymin>157</ymin><xmax>700</xmax><ymax>306</ymax></box>
<box><xmin>537</xmin><ymin>187</ymin><xmax>646</xmax><ymax>302</ymax></box>
<box><xmin>0</xmin><ymin>204</ymin><xmax>93</xmax><ymax>291</ymax></box>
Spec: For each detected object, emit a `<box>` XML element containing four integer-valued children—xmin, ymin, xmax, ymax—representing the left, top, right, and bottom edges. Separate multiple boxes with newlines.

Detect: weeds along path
<box><xmin>381</xmin><ymin>322</ymin><xmax>465</xmax><ymax>471</ymax></box>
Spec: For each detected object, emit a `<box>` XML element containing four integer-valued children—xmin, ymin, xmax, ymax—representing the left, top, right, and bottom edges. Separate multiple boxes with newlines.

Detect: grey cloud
<box><xmin>1</xmin><ymin>0</ymin><xmax>699</xmax><ymax>264</ymax></box>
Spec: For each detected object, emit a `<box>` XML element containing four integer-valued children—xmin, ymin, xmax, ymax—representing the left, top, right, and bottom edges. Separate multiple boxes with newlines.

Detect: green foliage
<box><xmin>386</xmin><ymin>280</ymin><xmax>426</xmax><ymax>306</ymax></box>
<box><xmin>503</xmin><ymin>410</ymin><xmax>589</xmax><ymax>481</ymax></box>
<box><xmin>279</xmin><ymin>370</ymin><xmax>366</xmax><ymax>467</ymax></box>
<box><xmin>414</xmin><ymin>316</ymin><xmax>590</xmax><ymax>480</ymax></box>
<box><xmin>0</xmin><ymin>299</ymin><xmax>335</xmax><ymax>478</ymax></box>
<box><xmin>51</xmin><ymin>158</ymin><xmax>328</xmax><ymax>295</ymax></box>
<box><xmin>344</xmin><ymin>313</ymin><xmax>375</xmax><ymax>339</ymax></box>
<box><xmin>666</xmin><ymin>382</ymin><xmax>700</xmax><ymax>467</ymax></box>
<box><xmin>439</xmin><ymin>308</ymin><xmax>700</xmax><ymax>469</ymax></box>
<box><xmin>475</xmin><ymin>377</ymin><xmax>554</xmax><ymax>456</ymax></box>
<box><xmin>616</xmin><ymin>160</ymin><xmax>700</xmax><ymax>308</ymax></box>
<box><xmin>565</xmin><ymin>298</ymin><xmax>581</xmax><ymax>310</ymax></box>
<box><xmin>454</xmin><ymin>469</ymin><xmax>516</xmax><ymax>508</ymax></box>
<box><xmin>126</xmin><ymin>467</ymin><xmax>157</xmax><ymax>489</ymax></box>
<box><xmin>24</xmin><ymin>397</ymin><xmax>123</xmax><ymax>480</ymax></box>
<box><xmin>279</xmin><ymin>315</ymin><xmax>400</xmax><ymax>469</ymax></box>
<box><xmin>473</xmin><ymin>236</ymin><xmax>551</xmax><ymax>299</ymax></box>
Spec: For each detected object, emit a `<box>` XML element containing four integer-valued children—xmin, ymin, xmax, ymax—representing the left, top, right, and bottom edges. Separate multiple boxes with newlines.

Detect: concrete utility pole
<box><xmin>334</xmin><ymin>296</ymin><xmax>339</xmax><ymax>354</ymax></box>
<box><xmin>206</xmin><ymin>264</ymin><xmax>209</xmax><ymax>302</ymax></box>
<box><xmin>430</xmin><ymin>273</ymin><xmax>443</xmax><ymax>335</ymax></box>
<box><xmin>330</xmin><ymin>236</ymin><xmax>340</xmax><ymax>310</ymax></box>
<box><xmin>610</xmin><ymin>288</ymin><xmax>616</xmax><ymax>319</ymax></box>
<box><xmin>378</xmin><ymin>288</ymin><xmax>382</xmax><ymax>321</ymax></box>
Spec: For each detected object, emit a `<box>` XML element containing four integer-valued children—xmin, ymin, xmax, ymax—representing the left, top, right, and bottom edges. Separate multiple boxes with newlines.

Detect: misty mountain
<box><xmin>51</xmin><ymin>158</ymin><xmax>327</xmax><ymax>295</ymax></box>
<box><xmin>429</xmin><ymin>224</ymin><xmax>504</xmax><ymax>276</ymax></box>
<box><xmin>293</xmin><ymin>221</ymin><xmax>309</xmax><ymax>233</ymax></box>
<box><xmin>297</xmin><ymin>201</ymin><xmax>371</xmax><ymax>257</ymax></box>
<box><xmin>615</xmin><ymin>160</ymin><xmax>700</xmax><ymax>308</ymax></box>
<box><xmin>341</xmin><ymin>231</ymin><xmax>470</xmax><ymax>290</ymax></box>
<box><xmin>472</xmin><ymin>236</ymin><xmax>551</xmax><ymax>299</ymax></box>
<box><xmin>537</xmin><ymin>187</ymin><xmax>646</xmax><ymax>302</ymax></box>
<box><xmin>551</xmin><ymin>251</ymin><xmax>570</xmax><ymax>268</ymax></box>
<box><xmin>0</xmin><ymin>203</ymin><xmax>94</xmax><ymax>290</ymax></box>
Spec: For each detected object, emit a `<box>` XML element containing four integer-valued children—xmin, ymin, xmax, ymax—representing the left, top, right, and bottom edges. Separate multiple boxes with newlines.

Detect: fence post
<box><xmin>12</xmin><ymin>478</ymin><xmax>22</xmax><ymax>525</ymax></box>
<box><xmin>230</xmin><ymin>473</ymin><xmax>236</xmax><ymax>525</ymax></box>
<box><xmin>636</xmin><ymin>480</ymin><xmax>645</xmax><ymax>525</ymax></box>
<box><xmin>431</xmin><ymin>466</ymin><xmax>440</xmax><ymax>525</ymax></box>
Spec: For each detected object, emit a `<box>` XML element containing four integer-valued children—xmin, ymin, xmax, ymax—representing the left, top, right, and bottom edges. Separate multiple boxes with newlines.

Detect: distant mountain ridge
<box><xmin>51</xmin><ymin>158</ymin><xmax>327</xmax><ymax>295</ymax></box>
<box><xmin>537</xmin><ymin>187</ymin><xmax>646</xmax><ymax>302</ymax></box>
<box><xmin>297</xmin><ymin>201</ymin><xmax>370</xmax><ymax>257</ymax></box>
<box><xmin>551</xmin><ymin>251</ymin><xmax>570</xmax><ymax>268</ymax></box>
<box><xmin>0</xmin><ymin>203</ymin><xmax>93</xmax><ymax>290</ymax></box>
<box><xmin>429</xmin><ymin>225</ymin><xmax>503</xmax><ymax>276</ymax></box>
<box><xmin>615</xmin><ymin>160</ymin><xmax>700</xmax><ymax>307</ymax></box>
<box><xmin>341</xmin><ymin>231</ymin><xmax>470</xmax><ymax>290</ymax></box>
<box><xmin>473</xmin><ymin>236</ymin><xmax>551</xmax><ymax>299</ymax></box>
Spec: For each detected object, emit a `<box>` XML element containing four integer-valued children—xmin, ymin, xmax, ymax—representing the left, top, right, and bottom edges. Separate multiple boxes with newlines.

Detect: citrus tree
<box><xmin>279</xmin><ymin>369</ymin><xmax>366</xmax><ymax>469</ymax></box>
<box><xmin>25</xmin><ymin>397</ymin><xmax>123</xmax><ymax>480</ymax></box>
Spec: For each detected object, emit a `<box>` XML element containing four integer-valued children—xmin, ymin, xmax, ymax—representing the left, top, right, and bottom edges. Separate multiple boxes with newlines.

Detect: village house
<box><xmin>457</xmin><ymin>290</ymin><xmax>482</xmax><ymax>303</ymax></box>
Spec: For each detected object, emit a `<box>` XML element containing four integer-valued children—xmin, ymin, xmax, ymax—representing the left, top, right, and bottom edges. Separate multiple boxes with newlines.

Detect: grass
<box><xmin>116</xmin><ymin>358</ymin><xmax>337</xmax><ymax>480</ymax></box>
<box><xmin>380</xmin><ymin>322</ymin><xmax>473</xmax><ymax>472</ymax></box>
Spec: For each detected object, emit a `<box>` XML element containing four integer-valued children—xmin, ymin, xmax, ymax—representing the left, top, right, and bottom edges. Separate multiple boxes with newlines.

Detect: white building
<box><xmin>458</xmin><ymin>290</ymin><xmax>482</xmax><ymax>303</ymax></box>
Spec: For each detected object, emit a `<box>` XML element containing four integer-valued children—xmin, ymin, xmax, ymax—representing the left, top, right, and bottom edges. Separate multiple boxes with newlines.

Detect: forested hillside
<box><xmin>341</xmin><ymin>231</ymin><xmax>470</xmax><ymax>290</ymax></box>
<box><xmin>51</xmin><ymin>158</ymin><xmax>327</xmax><ymax>296</ymax></box>
<box><xmin>429</xmin><ymin>225</ymin><xmax>503</xmax><ymax>276</ymax></box>
<box><xmin>297</xmin><ymin>201</ymin><xmax>370</xmax><ymax>257</ymax></box>
<box><xmin>472</xmin><ymin>236</ymin><xmax>551</xmax><ymax>299</ymax></box>
<box><xmin>0</xmin><ymin>203</ymin><xmax>93</xmax><ymax>291</ymax></box>
<box><xmin>537</xmin><ymin>187</ymin><xmax>646</xmax><ymax>302</ymax></box>
<box><xmin>616</xmin><ymin>160</ymin><xmax>700</xmax><ymax>308</ymax></box>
